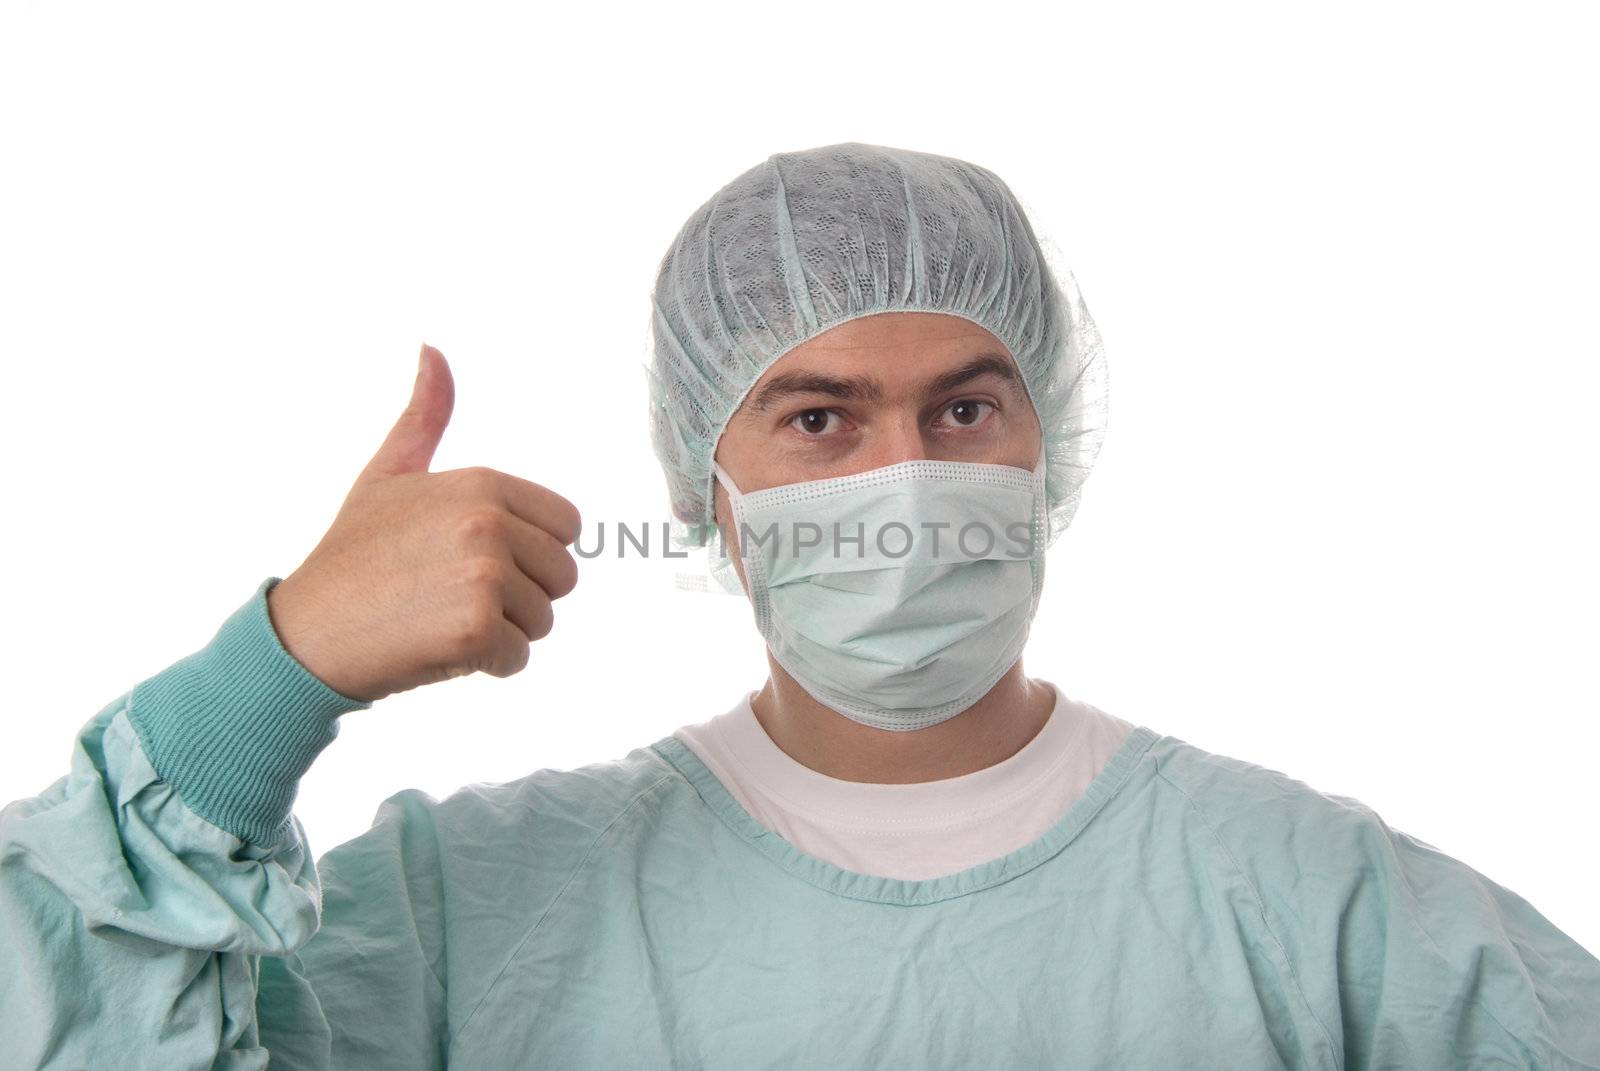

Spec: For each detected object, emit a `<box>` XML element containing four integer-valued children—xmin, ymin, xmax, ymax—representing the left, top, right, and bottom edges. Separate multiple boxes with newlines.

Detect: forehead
<box><xmin>751</xmin><ymin>311</ymin><xmax>1014</xmax><ymax>385</ymax></box>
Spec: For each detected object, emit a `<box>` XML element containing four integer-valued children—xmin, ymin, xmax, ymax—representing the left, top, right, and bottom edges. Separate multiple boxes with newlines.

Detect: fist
<box><xmin>267</xmin><ymin>344</ymin><xmax>582</xmax><ymax>703</ymax></box>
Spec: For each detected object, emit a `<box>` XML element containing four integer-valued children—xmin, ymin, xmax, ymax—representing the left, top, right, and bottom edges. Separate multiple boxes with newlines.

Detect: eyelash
<box><xmin>786</xmin><ymin>399</ymin><xmax>996</xmax><ymax>436</ymax></box>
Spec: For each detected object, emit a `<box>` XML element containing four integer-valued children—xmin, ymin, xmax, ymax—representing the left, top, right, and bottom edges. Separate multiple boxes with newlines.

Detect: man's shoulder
<box><xmin>1134</xmin><ymin>733</ymin><xmax>1600</xmax><ymax>1065</ymax></box>
<box><xmin>1140</xmin><ymin>731</ymin><xmax>1399</xmax><ymax>856</ymax></box>
<box><xmin>426</xmin><ymin>739</ymin><xmax>683</xmax><ymax>835</ymax></box>
<box><xmin>344</xmin><ymin>739</ymin><xmax>685</xmax><ymax>872</ymax></box>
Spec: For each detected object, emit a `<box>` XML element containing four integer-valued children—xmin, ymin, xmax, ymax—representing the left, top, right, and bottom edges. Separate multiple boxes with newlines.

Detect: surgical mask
<box><xmin>712</xmin><ymin>454</ymin><xmax>1048</xmax><ymax>732</ymax></box>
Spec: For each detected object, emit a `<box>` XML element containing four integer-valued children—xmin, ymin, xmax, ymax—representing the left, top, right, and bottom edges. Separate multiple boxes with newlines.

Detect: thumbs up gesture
<box><xmin>266</xmin><ymin>344</ymin><xmax>582</xmax><ymax>703</ymax></box>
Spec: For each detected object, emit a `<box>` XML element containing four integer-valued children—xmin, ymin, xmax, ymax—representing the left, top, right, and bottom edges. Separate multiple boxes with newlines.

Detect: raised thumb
<box><xmin>356</xmin><ymin>343</ymin><xmax>456</xmax><ymax>485</ymax></box>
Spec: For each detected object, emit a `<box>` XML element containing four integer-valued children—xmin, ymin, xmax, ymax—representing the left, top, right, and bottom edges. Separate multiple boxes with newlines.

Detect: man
<box><xmin>2</xmin><ymin>142</ymin><xmax>1596</xmax><ymax>1068</ymax></box>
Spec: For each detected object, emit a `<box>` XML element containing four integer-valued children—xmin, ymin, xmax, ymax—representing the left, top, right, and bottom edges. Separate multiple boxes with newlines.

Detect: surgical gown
<box><xmin>2</xmin><ymin>577</ymin><xmax>1597</xmax><ymax>1069</ymax></box>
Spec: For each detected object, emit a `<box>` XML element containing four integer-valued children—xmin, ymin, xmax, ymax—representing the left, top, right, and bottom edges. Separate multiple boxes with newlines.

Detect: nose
<box><xmin>857</xmin><ymin>413</ymin><xmax>930</xmax><ymax>470</ymax></box>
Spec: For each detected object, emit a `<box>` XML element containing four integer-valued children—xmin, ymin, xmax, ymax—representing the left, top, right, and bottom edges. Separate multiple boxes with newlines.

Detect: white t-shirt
<box><xmin>671</xmin><ymin>680</ymin><xmax>1135</xmax><ymax>881</ymax></box>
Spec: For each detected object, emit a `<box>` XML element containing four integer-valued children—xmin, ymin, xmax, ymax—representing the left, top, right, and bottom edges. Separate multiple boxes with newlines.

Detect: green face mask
<box><xmin>713</xmin><ymin>455</ymin><xmax>1048</xmax><ymax>732</ymax></box>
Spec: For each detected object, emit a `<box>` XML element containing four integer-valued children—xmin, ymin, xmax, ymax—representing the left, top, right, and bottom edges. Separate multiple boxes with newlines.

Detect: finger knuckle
<box><xmin>445</xmin><ymin>465</ymin><xmax>502</xmax><ymax>501</ymax></box>
<box><xmin>557</xmin><ymin>500</ymin><xmax>583</xmax><ymax>543</ymax></box>
<box><xmin>549</xmin><ymin>551</ymin><xmax>579</xmax><ymax>599</ymax></box>
<box><xmin>461</xmin><ymin>464</ymin><xmax>502</xmax><ymax>487</ymax></box>
<box><xmin>530</xmin><ymin>485</ymin><xmax>581</xmax><ymax>544</ymax></box>
<box><xmin>528</xmin><ymin>599</ymin><xmax>555</xmax><ymax>641</ymax></box>
<box><xmin>451</xmin><ymin>615</ymin><xmax>495</xmax><ymax>660</ymax></box>
<box><xmin>462</xmin><ymin>554</ymin><xmax>504</xmax><ymax>590</ymax></box>
<box><xmin>544</xmin><ymin>496</ymin><xmax>582</xmax><ymax>544</ymax></box>
<box><xmin>456</xmin><ymin>505</ymin><xmax>503</xmax><ymax>544</ymax></box>
<box><xmin>490</xmin><ymin>642</ymin><xmax>531</xmax><ymax>678</ymax></box>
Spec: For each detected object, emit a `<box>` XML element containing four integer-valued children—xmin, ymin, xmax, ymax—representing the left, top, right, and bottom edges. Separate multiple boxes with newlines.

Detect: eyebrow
<box><xmin>744</xmin><ymin>352</ymin><xmax>1022</xmax><ymax>413</ymax></box>
<box><xmin>925</xmin><ymin>353</ymin><xmax>1022</xmax><ymax>398</ymax></box>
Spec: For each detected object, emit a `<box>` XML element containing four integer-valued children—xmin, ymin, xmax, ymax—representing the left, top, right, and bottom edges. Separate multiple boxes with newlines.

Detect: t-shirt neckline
<box><xmin>649</xmin><ymin>720</ymin><xmax>1162</xmax><ymax>907</ymax></box>
<box><xmin>694</xmin><ymin>683</ymin><xmax>1094</xmax><ymax>831</ymax></box>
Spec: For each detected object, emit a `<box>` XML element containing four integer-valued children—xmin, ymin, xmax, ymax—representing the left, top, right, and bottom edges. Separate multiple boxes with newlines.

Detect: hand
<box><xmin>266</xmin><ymin>343</ymin><xmax>582</xmax><ymax>703</ymax></box>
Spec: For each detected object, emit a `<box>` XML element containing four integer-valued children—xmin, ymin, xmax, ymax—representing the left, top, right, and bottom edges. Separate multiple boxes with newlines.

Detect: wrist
<box><xmin>267</xmin><ymin>572</ymin><xmax>383</xmax><ymax>704</ymax></box>
<box><xmin>126</xmin><ymin>576</ymin><xmax>376</xmax><ymax>847</ymax></box>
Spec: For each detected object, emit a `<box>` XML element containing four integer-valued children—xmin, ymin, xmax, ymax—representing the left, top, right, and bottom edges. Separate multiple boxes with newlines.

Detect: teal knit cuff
<box><xmin>126</xmin><ymin>576</ymin><xmax>374</xmax><ymax>848</ymax></box>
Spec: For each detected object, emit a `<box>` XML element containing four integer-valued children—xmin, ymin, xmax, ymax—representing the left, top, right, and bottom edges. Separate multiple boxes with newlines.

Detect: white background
<box><xmin>2</xmin><ymin>1</ymin><xmax>1596</xmax><ymax>957</ymax></box>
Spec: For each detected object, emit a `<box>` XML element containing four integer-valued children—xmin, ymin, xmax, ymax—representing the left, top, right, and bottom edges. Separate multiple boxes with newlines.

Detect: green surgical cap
<box><xmin>645</xmin><ymin>141</ymin><xmax>1109</xmax><ymax>549</ymax></box>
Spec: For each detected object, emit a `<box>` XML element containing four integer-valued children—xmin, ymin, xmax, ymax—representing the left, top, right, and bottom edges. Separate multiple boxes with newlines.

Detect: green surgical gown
<box><xmin>2</xmin><ymin>578</ymin><xmax>1597</xmax><ymax>1069</ymax></box>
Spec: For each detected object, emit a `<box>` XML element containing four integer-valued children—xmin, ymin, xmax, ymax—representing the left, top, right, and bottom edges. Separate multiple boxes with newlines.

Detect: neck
<box><xmin>748</xmin><ymin>659</ymin><xmax>1056</xmax><ymax>784</ymax></box>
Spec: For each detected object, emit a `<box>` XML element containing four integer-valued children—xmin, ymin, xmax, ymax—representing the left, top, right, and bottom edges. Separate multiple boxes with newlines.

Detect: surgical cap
<box><xmin>645</xmin><ymin>141</ymin><xmax>1109</xmax><ymax>550</ymax></box>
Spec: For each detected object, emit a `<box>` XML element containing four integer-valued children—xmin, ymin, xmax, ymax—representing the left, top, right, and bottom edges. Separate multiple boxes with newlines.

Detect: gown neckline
<box><xmin>649</xmin><ymin>721</ymin><xmax>1163</xmax><ymax>907</ymax></box>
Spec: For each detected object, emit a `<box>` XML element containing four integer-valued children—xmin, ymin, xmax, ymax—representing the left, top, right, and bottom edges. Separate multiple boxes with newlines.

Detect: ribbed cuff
<box><xmin>126</xmin><ymin>576</ymin><xmax>374</xmax><ymax>848</ymax></box>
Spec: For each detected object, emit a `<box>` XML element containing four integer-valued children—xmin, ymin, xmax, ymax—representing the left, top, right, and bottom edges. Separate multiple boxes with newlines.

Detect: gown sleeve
<box><xmin>0</xmin><ymin>577</ymin><xmax>449</xmax><ymax>1069</ymax></box>
<box><xmin>1331</xmin><ymin>819</ymin><xmax>1600</xmax><ymax>1069</ymax></box>
<box><xmin>1173</xmin><ymin>750</ymin><xmax>1600</xmax><ymax>1069</ymax></box>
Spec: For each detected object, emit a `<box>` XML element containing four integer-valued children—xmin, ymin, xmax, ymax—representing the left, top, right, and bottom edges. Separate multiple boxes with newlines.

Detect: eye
<box><xmin>788</xmin><ymin>408</ymin><xmax>842</xmax><ymax>436</ymax></box>
<box><xmin>936</xmin><ymin>399</ymin><xmax>994</xmax><ymax>429</ymax></box>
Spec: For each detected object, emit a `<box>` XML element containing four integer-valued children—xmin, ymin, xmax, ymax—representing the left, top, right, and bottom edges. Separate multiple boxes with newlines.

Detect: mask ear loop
<box><xmin>709</xmin><ymin>461</ymin><xmax>758</xmax><ymax>600</ymax></box>
<box><xmin>711</xmin><ymin>460</ymin><xmax>748</xmax><ymax>560</ymax></box>
<box><xmin>712</xmin><ymin>460</ymin><xmax>743</xmax><ymax>499</ymax></box>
